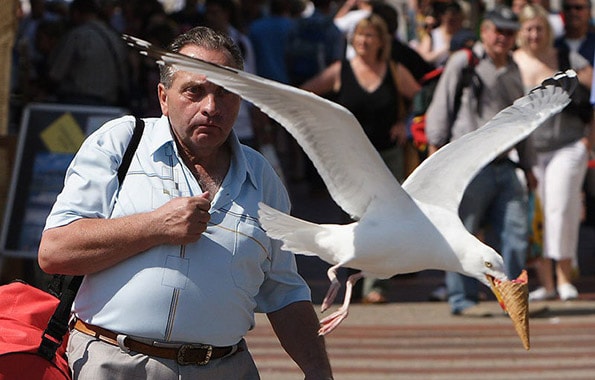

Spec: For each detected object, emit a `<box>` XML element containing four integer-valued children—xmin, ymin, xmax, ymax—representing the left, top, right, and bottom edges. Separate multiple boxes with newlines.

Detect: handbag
<box><xmin>0</xmin><ymin>117</ymin><xmax>144</xmax><ymax>379</ymax></box>
<box><xmin>0</xmin><ymin>281</ymin><xmax>71</xmax><ymax>379</ymax></box>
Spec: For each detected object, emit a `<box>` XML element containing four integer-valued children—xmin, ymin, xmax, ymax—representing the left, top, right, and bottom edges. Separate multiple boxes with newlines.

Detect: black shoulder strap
<box><xmin>453</xmin><ymin>48</ymin><xmax>481</xmax><ymax>120</ymax></box>
<box><xmin>118</xmin><ymin>116</ymin><xmax>145</xmax><ymax>185</ymax></box>
<box><xmin>39</xmin><ymin>116</ymin><xmax>145</xmax><ymax>361</ymax></box>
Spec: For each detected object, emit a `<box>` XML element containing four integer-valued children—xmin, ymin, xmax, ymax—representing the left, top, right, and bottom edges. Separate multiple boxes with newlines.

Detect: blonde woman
<box><xmin>302</xmin><ymin>14</ymin><xmax>419</xmax><ymax>303</ymax></box>
<box><xmin>513</xmin><ymin>4</ymin><xmax>593</xmax><ymax>301</ymax></box>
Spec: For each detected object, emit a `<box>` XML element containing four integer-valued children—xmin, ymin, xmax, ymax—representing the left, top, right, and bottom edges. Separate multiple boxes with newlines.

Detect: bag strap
<box><xmin>38</xmin><ymin>116</ymin><xmax>145</xmax><ymax>361</ymax></box>
<box><xmin>453</xmin><ymin>48</ymin><xmax>480</xmax><ymax>121</ymax></box>
<box><xmin>118</xmin><ymin>117</ymin><xmax>145</xmax><ymax>185</ymax></box>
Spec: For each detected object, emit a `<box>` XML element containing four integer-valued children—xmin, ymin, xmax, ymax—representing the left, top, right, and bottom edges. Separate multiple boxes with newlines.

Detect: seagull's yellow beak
<box><xmin>487</xmin><ymin>270</ymin><xmax>530</xmax><ymax>350</ymax></box>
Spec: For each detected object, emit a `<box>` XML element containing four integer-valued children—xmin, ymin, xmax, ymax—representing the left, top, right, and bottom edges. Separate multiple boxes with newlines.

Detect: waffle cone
<box><xmin>495</xmin><ymin>272</ymin><xmax>530</xmax><ymax>350</ymax></box>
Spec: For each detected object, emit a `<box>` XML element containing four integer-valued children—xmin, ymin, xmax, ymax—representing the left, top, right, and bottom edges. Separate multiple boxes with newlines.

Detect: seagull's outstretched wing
<box><xmin>123</xmin><ymin>34</ymin><xmax>408</xmax><ymax>219</ymax></box>
<box><xmin>403</xmin><ymin>71</ymin><xmax>576</xmax><ymax>212</ymax></box>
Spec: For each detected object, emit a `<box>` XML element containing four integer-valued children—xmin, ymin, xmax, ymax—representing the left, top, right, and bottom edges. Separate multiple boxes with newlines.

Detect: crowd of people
<box><xmin>12</xmin><ymin>0</ymin><xmax>595</xmax><ymax>320</ymax></box>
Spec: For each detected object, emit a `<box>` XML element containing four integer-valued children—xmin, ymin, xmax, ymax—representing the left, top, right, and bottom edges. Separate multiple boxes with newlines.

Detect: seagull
<box><xmin>122</xmin><ymin>34</ymin><xmax>575</xmax><ymax>338</ymax></box>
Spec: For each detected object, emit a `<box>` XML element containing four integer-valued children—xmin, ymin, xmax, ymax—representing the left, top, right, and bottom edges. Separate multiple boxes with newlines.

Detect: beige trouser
<box><xmin>67</xmin><ymin>329</ymin><xmax>260</xmax><ymax>379</ymax></box>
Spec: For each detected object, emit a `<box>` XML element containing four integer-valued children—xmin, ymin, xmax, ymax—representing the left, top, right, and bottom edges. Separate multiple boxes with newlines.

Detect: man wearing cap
<box><xmin>425</xmin><ymin>5</ymin><xmax>535</xmax><ymax>317</ymax></box>
<box><xmin>555</xmin><ymin>0</ymin><xmax>595</xmax><ymax>65</ymax></box>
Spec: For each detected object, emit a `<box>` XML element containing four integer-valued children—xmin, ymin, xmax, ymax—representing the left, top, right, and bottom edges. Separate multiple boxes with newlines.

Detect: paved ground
<box><xmin>247</xmin><ymin>272</ymin><xmax>595</xmax><ymax>380</ymax></box>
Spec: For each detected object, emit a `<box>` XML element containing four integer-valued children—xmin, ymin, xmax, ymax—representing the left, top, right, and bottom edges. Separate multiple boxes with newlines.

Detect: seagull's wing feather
<box><xmin>123</xmin><ymin>35</ymin><xmax>407</xmax><ymax>219</ymax></box>
<box><xmin>403</xmin><ymin>71</ymin><xmax>575</xmax><ymax>211</ymax></box>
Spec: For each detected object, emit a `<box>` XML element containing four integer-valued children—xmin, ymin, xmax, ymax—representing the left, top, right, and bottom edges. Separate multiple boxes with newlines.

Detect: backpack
<box><xmin>410</xmin><ymin>48</ymin><xmax>479</xmax><ymax>154</ymax></box>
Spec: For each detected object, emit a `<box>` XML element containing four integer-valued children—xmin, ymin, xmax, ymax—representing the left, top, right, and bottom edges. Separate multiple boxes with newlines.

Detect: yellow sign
<box><xmin>40</xmin><ymin>112</ymin><xmax>85</xmax><ymax>153</ymax></box>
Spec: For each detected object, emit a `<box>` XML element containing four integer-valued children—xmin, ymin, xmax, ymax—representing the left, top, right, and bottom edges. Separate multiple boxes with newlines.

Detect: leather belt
<box><xmin>73</xmin><ymin>319</ymin><xmax>238</xmax><ymax>365</ymax></box>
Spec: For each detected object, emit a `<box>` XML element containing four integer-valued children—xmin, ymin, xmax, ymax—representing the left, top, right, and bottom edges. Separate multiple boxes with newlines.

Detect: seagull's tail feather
<box><xmin>258</xmin><ymin>202</ymin><xmax>344</xmax><ymax>265</ymax></box>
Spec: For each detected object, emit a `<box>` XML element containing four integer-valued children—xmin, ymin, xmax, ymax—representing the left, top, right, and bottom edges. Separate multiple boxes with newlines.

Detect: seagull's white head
<box><xmin>460</xmin><ymin>240</ymin><xmax>508</xmax><ymax>287</ymax></box>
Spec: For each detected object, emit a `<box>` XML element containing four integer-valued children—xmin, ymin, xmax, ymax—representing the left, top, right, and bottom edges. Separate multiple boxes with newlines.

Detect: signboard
<box><xmin>0</xmin><ymin>103</ymin><xmax>127</xmax><ymax>259</ymax></box>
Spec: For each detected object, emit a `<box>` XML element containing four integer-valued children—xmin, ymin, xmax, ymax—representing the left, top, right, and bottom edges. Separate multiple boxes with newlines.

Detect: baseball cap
<box><xmin>484</xmin><ymin>5</ymin><xmax>520</xmax><ymax>31</ymax></box>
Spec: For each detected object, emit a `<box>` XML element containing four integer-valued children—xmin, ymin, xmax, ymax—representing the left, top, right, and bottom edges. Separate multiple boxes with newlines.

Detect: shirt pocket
<box><xmin>230</xmin><ymin>217</ymin><xmax>271</xmax><ymax>294</ymax></box>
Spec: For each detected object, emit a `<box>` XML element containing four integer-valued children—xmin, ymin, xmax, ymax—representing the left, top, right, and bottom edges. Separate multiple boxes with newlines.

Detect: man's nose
<box><xmin>201</xmin><ymin>92</ymin><xmax>220</xmax><ymax>115</ymax></box>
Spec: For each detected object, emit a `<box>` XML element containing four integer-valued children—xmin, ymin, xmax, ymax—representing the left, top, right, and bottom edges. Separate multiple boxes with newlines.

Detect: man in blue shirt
<box><xmin>248</xmin><ymin>0</ymin><xmax>294</xmax><ymax>84</ymax></box>
<box><xmin>38</xmin><ymin>26</ymin><xmax>333</xmax><ymax>380</ymax></box>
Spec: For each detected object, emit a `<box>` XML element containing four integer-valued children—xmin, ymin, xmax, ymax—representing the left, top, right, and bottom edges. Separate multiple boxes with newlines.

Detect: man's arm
<box><xmin>425</xmin><ymin>50</ymin><xmax>469</xmax><ymax>149</ymax></box>
<box><xmin>267</xmin><ymin>301</ymin><xmax>333</xmax><ymax>380</ymax></box>
<box><xmin>38</xmin><ymin>194</ymin><xmax>211</xmax><ymax>275</ymax></box>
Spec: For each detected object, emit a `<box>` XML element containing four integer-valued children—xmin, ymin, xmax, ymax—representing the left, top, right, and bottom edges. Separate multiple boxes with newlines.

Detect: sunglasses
<box><xmin>495</xmin><ymin>28</ymin><xmax>516</xmax><ymax>36</ymax></box>
<box><xmin>563</xmin><ymin>4</ymin><xmax>589</xmax><ymax>11</ymax></box>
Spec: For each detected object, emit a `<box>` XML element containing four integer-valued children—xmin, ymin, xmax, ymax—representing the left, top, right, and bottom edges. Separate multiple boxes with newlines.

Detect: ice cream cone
<box><xmin>492</xmin><ymin>270</ymin><xmax>530</xmax><ymax>350</ymax></box>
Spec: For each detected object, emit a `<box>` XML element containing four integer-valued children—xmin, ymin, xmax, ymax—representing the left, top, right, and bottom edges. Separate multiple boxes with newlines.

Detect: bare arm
<box><xmin>396</xmin><ymin>63</ymin><xmax>421</xmax><ymax>100</ymax></box>
<box><xmin>301</xmin><ymin>62</ymin><xmax>341</xmax><ymax>96</ymax></box>
<box><xmin>267</xmin><ymin>301</ymin><xmax>333</xmax><ymax>380</ymax></box>
<box><xmin>415</xmin><ymin>33</ymin><xmax>448</xmax><ymax>65</ymax></box>
<box><xmin>578</xmin><ymin>64</ymin><xmax>593</xmax><ymax>89</ymax></box>
<box><xmin>38</xmin><ymin>193</ymin><xmax>211</xmax><ymax>275</ymax></box>
<box><xmin>334</xmin><ymin>0</ymin><xmax>358</xmax><ymax>20</ymax></box>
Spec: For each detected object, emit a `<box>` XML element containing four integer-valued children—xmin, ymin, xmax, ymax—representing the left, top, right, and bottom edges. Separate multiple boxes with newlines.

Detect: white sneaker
<box><xmin>557</xmin><ymin>283</ymin><xmax>578</xmax><ymax>301</ymax></box>
<box><xmin>528</xmin><ymin>287</ymin><xmax>557</xmax><ymax>301</ymax></box>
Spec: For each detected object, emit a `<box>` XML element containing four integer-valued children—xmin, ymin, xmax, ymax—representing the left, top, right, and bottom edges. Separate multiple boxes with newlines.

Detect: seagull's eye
<box><xmin>484</xmin><ymin>261</ymin><xmax>493</xmax><ymax>268</ymax></box>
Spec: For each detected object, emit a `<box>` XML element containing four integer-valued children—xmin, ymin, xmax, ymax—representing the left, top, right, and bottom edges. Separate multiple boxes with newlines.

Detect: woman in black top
<box><xmin>301</xmin><ymin>14</ymin><xmax>419</xmax><ymax>303</ymax></box>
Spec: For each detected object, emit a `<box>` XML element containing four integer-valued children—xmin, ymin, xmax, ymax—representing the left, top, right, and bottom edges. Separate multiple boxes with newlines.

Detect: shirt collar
<box><xmin>148</xmin><ymin>115</ymin><xmax>174</xmax><ymax>155</ymax></box>
<box><xmin>227</xmin><ymin>128</ymin><xmax>259</xmax><ymax>190</ymax></box>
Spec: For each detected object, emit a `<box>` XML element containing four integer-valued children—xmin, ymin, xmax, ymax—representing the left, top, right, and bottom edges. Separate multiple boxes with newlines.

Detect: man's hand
<box><xmin>39</xmin><ymin>192</ymin><xmax>213</xmax><ymax>275</ymax></box>
<box><xmin>154</xmin><ymin>192</ymin><xmax>212</xmax><ymax>245</ymax></box>
<box><xmin>389</xmin><ymin>121</ymin><xmax>407</xmax><ymax>146</ymax></box>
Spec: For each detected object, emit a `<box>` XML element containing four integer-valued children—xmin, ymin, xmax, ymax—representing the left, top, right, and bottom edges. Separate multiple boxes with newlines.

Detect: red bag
<box><xmin>0</xmin><ymin>118</ymin><xmax>145</xmax><ymax>379</ymax></box>
<box><xmin>0</xmin><ymin>281</ymin><xmax>70</xmax><ymax>379</ymax></box>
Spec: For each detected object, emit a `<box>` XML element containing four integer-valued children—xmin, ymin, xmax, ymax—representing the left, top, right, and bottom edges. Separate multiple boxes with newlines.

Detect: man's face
<box><xmin>481</xmin><ymin>22</ymin><xmax>517</xmax><ymax>59</ymax></box>
<box><xmin>563</xmin><ymin>0</ymin><xmax>591</xmax><ymax>32</ymax></box>
<box><xmin>158</xmin><ymin>45</ymin><xmax>241</xmax><ymax>155</ymax></box>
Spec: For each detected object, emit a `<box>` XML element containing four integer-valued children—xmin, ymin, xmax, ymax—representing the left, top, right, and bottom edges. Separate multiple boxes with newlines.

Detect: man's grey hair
<box><xmin>159</xmin><ymin>26</ymin><xmax>244</xmax><ymax>88</ymax></box>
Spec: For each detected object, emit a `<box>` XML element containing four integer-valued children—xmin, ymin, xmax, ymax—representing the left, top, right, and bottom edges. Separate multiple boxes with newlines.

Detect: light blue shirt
<box><xmin>44</xmin><ymin>115</ymin><xmax>311</xmax><ymax>346</ymax></box>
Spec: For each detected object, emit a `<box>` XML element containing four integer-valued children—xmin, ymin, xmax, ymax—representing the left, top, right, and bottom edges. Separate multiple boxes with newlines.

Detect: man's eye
<box><xmin>186</xmin><ymin>86</ymin><xmax>202</xmax><ymax>95</ymax></box>
<box><xmin>184</xmin><ymin>86</ymin><xmax>205</xmax><ymax>100</ymax></box>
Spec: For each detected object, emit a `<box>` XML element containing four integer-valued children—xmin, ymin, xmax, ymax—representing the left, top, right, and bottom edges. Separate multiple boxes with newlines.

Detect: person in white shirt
<box><xmin>38</xmin><ymin>26</ymin><xmax>333</xmax><ymax>380</ymax></box>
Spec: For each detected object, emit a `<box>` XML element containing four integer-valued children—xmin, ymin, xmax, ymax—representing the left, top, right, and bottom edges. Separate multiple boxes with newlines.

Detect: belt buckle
<box><xmin>177</xmin><ymin>344</ymin><xmax>212</xmax><ymax>366</ymax></box>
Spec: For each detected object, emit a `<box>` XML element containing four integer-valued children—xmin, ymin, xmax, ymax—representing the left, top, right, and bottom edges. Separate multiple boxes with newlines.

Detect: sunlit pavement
<box><xmin>247</xmin><ymin>273</ymin><xmax>595</xmax><ymax>380</ymax></box>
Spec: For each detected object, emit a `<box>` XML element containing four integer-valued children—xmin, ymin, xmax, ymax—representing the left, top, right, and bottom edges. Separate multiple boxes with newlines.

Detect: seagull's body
<box><xmin>266</xmin><ymin>200</ymin><xmax>468</xmax><ymax>278</ymax></box>
<box><xmin>124</xmin><ymin>34</ymin><xmax>575</xmax><ymax>335</ymax></box>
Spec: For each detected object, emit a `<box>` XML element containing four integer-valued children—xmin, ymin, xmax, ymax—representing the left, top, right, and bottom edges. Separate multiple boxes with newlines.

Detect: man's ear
<box><xmin>158</xmin><ymin>83</ymin><xmax>168</xmax><ymax>116</ymax></box>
